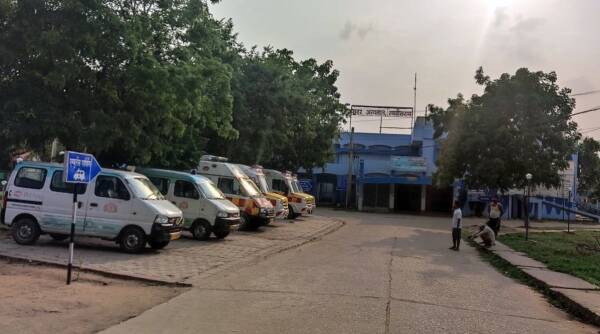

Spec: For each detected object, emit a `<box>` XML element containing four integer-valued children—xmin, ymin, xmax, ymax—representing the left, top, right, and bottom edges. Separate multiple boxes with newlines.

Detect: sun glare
<box><xmin>487</xmin><ymin>0</ymin><xmax>512</xmax><ymax>9</ymax></box>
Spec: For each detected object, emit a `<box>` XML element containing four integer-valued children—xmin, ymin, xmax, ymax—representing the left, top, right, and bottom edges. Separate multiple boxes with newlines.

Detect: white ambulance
<box><xmin>198</xmin><ymin>156</ymin><xmax>274</xmax><ymax>229</ymax></box>
<box><xmin>263</xmin><ymin>169</ymin><xmax>313</xmax><ymax>219</ymax></box>
<box><xmin>2</xmin><ymin>161</ymin><xmax>183</xmax><ymax>253</ymax></box>
<box><xmin>238</xmin><ymin>165</ymin><xmax>289</xmax><ymax>219</ymax></box>
<box><xmin>138</xmin><ymin>168</ymin><xmax>241</xmax><ymax>240</ymax></box>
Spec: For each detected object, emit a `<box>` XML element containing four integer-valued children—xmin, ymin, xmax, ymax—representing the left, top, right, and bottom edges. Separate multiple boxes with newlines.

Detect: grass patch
<box><xmin>499</xmin><ymin>231</ymin><xmax>600</xmax><ymax>286</ymax></box>
<box><xmin>466</xmin><ymin>238</ymin><xmax>594</xmax><ymax>325</ymax></box>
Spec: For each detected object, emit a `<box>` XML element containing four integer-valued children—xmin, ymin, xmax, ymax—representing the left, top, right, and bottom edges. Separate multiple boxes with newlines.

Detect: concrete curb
<box><xmin>470</xmin><ymin>240</ymin><xmax>600</xmax><ymax>327</ymax></box>
<box><xmin>0</xmin><ymin>253</ymin><xmax>192</xmax><ymax>287</ymax></box>
<box><xmin>0</xmin><ymin>216</ymin><xmax>345</xmax><ymax>287</ymax></box>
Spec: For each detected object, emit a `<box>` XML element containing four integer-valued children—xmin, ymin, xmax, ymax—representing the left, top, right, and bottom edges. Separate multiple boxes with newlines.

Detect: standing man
<box><xmin>487</xmin><ymin>197</ymin><xmax>504</xmax><ymax>236</ymax></box>
<box><xmin>450</xmin><ymin>200</ymin><xmax>462</xmax><ymax>251</ymax></box>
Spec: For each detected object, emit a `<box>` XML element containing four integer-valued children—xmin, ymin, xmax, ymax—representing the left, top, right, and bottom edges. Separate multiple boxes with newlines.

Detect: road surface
<box><xmin>102</xmin><ymin>209</ymin><xmax>596</xmax><ymax>333</ymax></box>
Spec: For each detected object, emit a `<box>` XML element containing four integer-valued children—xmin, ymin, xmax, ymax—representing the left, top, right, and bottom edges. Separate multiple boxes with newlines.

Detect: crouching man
<box><xmin>468</xmin><ymin>224</ymin><xmax>496</xmax><ymax>248</ymax></box>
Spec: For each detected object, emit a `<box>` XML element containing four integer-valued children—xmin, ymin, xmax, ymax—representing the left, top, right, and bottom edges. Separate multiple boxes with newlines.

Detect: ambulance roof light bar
<box><xmin>200</xmin><ymin>155</ymin><xmax>228</xmax><ymax>162</ymax></box>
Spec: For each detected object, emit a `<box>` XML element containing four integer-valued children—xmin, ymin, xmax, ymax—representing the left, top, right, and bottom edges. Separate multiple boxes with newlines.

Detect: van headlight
<box><xmin>217</xmin><ymin>211</ymin><xmax>228</xmax><ymax>218</ymax></box>
<box><xmin>260</xmin><ymin>208</ymin><xmax>268</xmax><ymax>215</ymax></box>
<box><xmin>154</xmin><ymin>215</ymin><xmax>172</xmax><ymax>226</ymax></box>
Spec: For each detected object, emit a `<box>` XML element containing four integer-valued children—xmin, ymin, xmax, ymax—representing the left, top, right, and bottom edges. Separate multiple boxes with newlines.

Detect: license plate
<box><xmin>170</xmin><ymin>231</ymin><xmax>182</xmax><ymax>241</ymax></box>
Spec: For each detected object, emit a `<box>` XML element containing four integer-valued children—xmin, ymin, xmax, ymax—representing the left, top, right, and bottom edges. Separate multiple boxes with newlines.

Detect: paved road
<box><xmin>102</xmin><ymin>210</ymin><xmax>596</xmax><ymax>333</ymax></box>
<box><xmin>0</xmin><ymin>217</ymin><xmax>341</xmax><ymax>284</ymax></box>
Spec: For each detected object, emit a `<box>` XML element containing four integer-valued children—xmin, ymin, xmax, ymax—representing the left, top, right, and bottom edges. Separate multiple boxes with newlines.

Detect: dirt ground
<box><xmin>0</xmin><ymin>258</ymin><xmax>186</xmax><ymax>334</ymax></box>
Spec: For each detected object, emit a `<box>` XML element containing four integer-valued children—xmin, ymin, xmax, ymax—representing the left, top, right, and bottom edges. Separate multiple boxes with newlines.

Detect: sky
<box><xmin>210</xmin><ymin>0</ymin><xmax>600</xmax><ymax>135</ymax></box>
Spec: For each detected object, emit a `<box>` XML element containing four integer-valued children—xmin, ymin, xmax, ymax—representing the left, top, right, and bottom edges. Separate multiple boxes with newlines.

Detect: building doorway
<box><xmin>363</xmin><ymin>184</ymin><xmax>390</xmax><ymax>210</ymax></box>
<box><xmin>426</xmin><ymin>186</ymin><xmax>453</xmax><ymax>213</ymax></box>
<box><xmin>394</xmin><ymin>185</ymin><xmax>421</xmax><ymax>212</ymax></box>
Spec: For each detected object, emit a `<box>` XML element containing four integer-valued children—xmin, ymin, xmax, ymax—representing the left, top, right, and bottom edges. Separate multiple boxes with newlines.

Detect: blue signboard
<box><xmin>63</xmin><ymin>151</ymin><xmax>102</xmax><ymax>184</ymax></box>
<box><xmin>390</xmin><ymin>156</ymin><xmax>427</xmax><ymax>173</ymax></box>
<box><xmin>299</xmin><ymin>179</ymin><xmax>313</xmax><ymax>193</ymax></box>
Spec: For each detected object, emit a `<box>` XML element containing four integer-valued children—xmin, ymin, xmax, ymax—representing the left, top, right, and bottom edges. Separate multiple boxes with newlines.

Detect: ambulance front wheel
<box><xmin>240</xmin><ymin>214</ymin><xmax>258</xmax><ymax>231</ymax></box>
<box><xmin>118</xmin><ymin>226</ymin><xmax>147</xmax><ymax>253</ymax></box>
<box><xmin>287</xmin><ymin>207</ymin><xmax>298</xmax><ymax>220</ymax></box>
<box><xmin>191</xmin><ymin>220</ymin><xmax>212</xmax><ymax>241</ymax></box>
<box><xmin>12</xmin><ymin>217</ymin><xmax>41</xmax><ymax>245</ymax></box>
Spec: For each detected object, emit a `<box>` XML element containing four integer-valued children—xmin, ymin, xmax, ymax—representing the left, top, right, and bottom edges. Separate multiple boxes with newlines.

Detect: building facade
<box><xmin>303</xmin><ymin>117</ymin><xmax>453</xmax><ymax>213</ymax></box>
<box><xmin>300</xmin><ymin>116</ymin><xmax>582</xmax><ymax>221</ymax></box>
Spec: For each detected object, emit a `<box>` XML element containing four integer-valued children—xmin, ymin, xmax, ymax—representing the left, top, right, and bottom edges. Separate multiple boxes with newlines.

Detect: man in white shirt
<box><xmin>469</xmin><ymin>224</ymin><xmax>496</xmax><ymax>248</ymax></box>
<box><xmin>450</xmin><ymin>200</ymin><xmax>462</xmax><ymax>251</ymax></box>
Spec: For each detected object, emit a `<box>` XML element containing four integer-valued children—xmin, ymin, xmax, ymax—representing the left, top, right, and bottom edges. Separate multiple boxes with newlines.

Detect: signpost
<box><xmin>63</xmin><ymin>151</ymin><xmax>102</xmax><ymax>285</ymax></box>
<box><xmin>350</xmin><ymin>105</ymin><xmax>413</xmax><ymax>118</ymax></box>
<box><xmin>349</xmin><ymin>105</ymin><xmax>415</xmax><ymax>134</ymax></box>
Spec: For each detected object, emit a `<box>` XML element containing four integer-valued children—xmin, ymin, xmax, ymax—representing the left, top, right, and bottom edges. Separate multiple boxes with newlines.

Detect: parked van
<box><xmin>238</xmin><ymin>165</ymin><xmax>289</xmax><ymax>219</ymax></box>
<box><xmin>1</xmin><ymin>162</ymin><xmax>183</xmax><ymax>253</ymax></box>
<box><xmin>198</xmin><ymin>156</ymin><xmax>275</xmax><ymax>228</ymax></box>
<box><xmin>292</xmin><ymin>174</ymin><xmax>316</xmax><ymax>214</ymax></box>
<box><xmin>138</xmin><ymin>168</ymin><xmax>240</xmax><ymax>240</ymax></box>
<box><xmin>264</xmin><ymin>169</ymin><xmax>314</xmax><ymax>218</ymax></box>
<box><xmin>0</xmin><ymin>179</ymin><xmax>7</xmax><ymax>223</ymax></box>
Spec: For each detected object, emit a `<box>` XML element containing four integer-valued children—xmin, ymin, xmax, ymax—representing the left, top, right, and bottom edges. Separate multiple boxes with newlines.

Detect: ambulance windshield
<box><xmin>292</xmin><ymin>180</ymin><xmax>302</xmax><ymax>193</ymax></box>
<box><xmin>129</xmin><ymin>177</ymin><xmax>164</xmax><ymax>200</ymax></box>
<box><xmin>240</xmin><ymin>177</ymin><xmax>261</xmax><ymax>197</ymax></box>
<box><xmin>198</xmin><ymin>181</ymin><xmax>225</xmax><ymax>200</ymax></box>
<box><xmin>256</xmin><ymin>174</ymin><xmax>270</xmax><ymax>193</ymax></box>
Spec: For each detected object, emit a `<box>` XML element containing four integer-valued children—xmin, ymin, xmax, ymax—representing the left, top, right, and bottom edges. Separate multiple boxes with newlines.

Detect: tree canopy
<box><xmin>206</xmin><ymin>47</ymin><xmax>347</xmax><ymax>171</ymax></box>
<box><xmin>0</xmin><ymin>0</ymin><xmax>346</xmax><ymax>171</ymax></box>
<box><xmin>578</xmin><ymin>137</ymin><xmax>600</xmax><ymax>199</ymax></box>
<box><xmin>429</xmin><ymin>67</ymin><xmax>579</xmax><ymax>190</ymax></box>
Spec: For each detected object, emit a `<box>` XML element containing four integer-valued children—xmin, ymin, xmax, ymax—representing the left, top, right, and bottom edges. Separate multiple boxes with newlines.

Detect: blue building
<box><xmin>304</xmin><ymin>117</ymin><xmax>453</xmax><ymax>213</ymax></box>
<box><xmin>300</xmin><ymin>116</ymin><xmax>584</xmax><ymax>220</ymax></box>
<box><xmin>461</xmin><ymin>154</ymin><xmax>581</xmax><ymax>222</ymax></box>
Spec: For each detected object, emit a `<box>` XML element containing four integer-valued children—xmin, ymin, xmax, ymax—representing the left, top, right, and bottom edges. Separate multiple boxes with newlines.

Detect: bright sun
<box><xmin>488</xmin><ymin>0</ymin><xmax>512</xmax><ymax>8</ymax></box>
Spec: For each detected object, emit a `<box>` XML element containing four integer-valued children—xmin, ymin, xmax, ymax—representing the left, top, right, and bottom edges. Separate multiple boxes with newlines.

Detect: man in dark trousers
<box><xmin>487</xmin><ymin>197</ymin><xmax>503</xmax><ymax>236</ymax></box>
<box><xmin>450</xmin><ymin>200</ymin><xmax>462</xmax><ymax>251</ymax></box>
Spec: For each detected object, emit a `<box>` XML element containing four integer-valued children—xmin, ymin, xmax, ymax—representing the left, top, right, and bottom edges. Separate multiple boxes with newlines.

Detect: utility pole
<box><xmin>345</xmin><ymin>127</ymin><xmax>355</xmax><ymax>209</ymax></box>
<box><xmin>348</xmin><ymin>104</ymin><xmax>353</xmax><ymax>132</ymax></box>
<box><xmin>568</xmin><ymin>190</ymin><xmax>572</xmax><ymax>233</ymax></box>
<box><xmin>379</xmin><ymin>112</ymin><xmax>383</xmax><ymax>134</ymax></box>
<box><xmin>411</xmin><ymin>73</ymin><xmax>417</xmax><ymax>133</ymax></box>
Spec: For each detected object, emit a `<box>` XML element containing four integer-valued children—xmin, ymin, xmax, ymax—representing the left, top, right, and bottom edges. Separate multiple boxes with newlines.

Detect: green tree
<box><xmin>429</xmin><ymin>67</ymin><xmax>579</xmax><ymax>190</ymax></box>
<box><xmin>578</xmin><ymin>137</ymin><xmax>600</xmax><ymax>198</ymax></box>
<box><xmin>207</xmin><ymin>48</ymin><xmax>347</xmax><ymax>171</ymax></box>
<box><xmin>0</xmin><ymin>0</ymin><xmax>235</xmax><ymax>169</ymax></box>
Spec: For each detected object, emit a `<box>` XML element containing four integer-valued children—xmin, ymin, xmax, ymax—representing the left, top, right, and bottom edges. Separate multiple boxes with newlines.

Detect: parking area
<box><xmin>0</xmin><ymin>216</ymin><xmax>343</xmax><ymax>285</ymax></box>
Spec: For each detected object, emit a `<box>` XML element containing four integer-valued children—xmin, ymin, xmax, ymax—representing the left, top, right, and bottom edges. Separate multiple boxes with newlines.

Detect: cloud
<box><xmin>340</xmin><ymin>21</ymin><xmax>354</xmax><ymax>40</ymax></box>
<box><xmin>339</xmin><ymin>20</ymin><xmax>374</xmax><ymax>40</ymax></box>
<box><xmin>510</xmin><ymin>16</ymin><xmax>545</xmax><ymax>34</ymax></box>
<box><xmin>357</xmin><ymin>23</ymin><xmax>374</xmax><ymax>39</ymax></box>
<box><xmin>493</xmin><ymin>7</ymin><xmax>509</xmax><ymax>27</ymax></box>
<box><xmin>485</xmin><ymin>12</ymin><xmax>547</xmax><ymax>63</ymax></box>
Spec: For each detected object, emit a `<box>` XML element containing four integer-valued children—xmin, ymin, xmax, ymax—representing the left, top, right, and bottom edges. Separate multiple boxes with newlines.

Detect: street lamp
<box><xmin>525</xmin><ymin>173</ymin><xmax>533</xmax><ymax>241</ymax></box>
